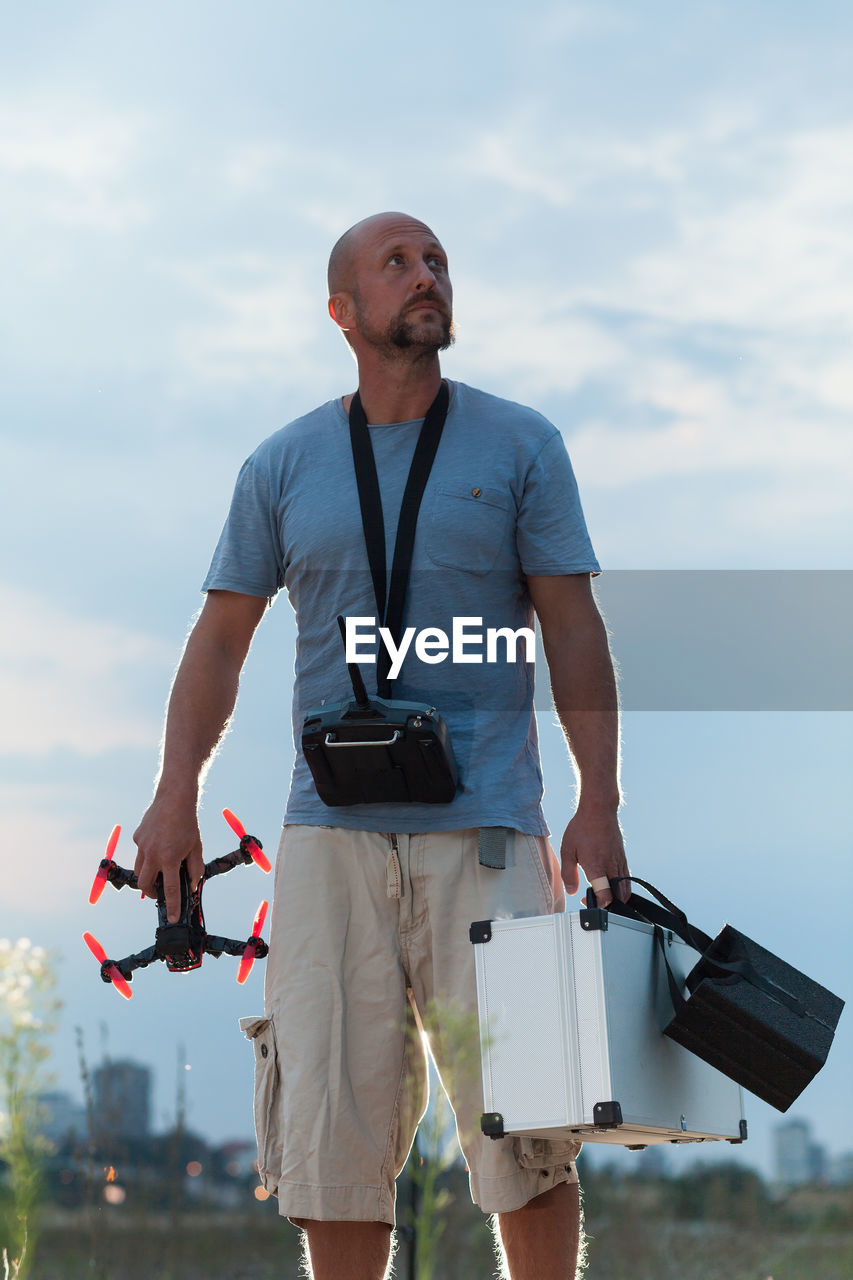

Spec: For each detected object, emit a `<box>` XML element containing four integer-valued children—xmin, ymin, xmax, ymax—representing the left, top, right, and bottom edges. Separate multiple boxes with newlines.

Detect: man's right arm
<box><xmin>133</xmin><ymin>589</ymin><xmax>268</xmax><ymax>921</ymax></box>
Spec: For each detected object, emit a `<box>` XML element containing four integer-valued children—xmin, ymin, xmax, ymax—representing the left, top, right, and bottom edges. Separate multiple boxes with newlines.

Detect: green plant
<box><xmin>0</xmin><ymin>938</ymin><xmax>60</xmax><ymax>1279</ymax></box>
<box><xmin>401</xmin><ymin>998</ymin><xmax>485</xmax><ymax>1280</ymax></box>
<box><xmin>74</xmin><ymin>1025</ymin><xmax>109</xmax><ymax>1280</ymax></box>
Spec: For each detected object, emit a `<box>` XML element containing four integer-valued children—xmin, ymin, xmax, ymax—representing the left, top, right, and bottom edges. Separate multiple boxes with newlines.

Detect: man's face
<box><xmin>348</xmin><ymin>217</ymin><xmax>455</xmax><ymax>355</ymax></box>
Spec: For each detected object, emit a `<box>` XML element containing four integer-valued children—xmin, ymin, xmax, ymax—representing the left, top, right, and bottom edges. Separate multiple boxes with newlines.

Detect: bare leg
<box><xmin>496</xmin><ymin>1182</ymin><xmax>581</xmax><ymax>1280</ymax></box>
<box><xmin>298</xmin><ymin>1220</ymin><xmax>393</xmax><ymax>1280</ymax></box>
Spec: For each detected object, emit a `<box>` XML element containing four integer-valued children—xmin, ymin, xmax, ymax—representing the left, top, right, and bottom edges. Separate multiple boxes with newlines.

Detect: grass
<box><xmin>19</xmin><ymin>1174</ymin><xmax>853</xmax><ymax>1280</ymax></box>
<box><xmin>579</xmin><ymin>1219</ymin><xmax>853</xmax><ymax>1280</ymax></box>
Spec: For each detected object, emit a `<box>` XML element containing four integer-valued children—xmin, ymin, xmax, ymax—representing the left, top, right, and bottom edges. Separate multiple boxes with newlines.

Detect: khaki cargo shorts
<box><xmin>241</xmin><ymin>825</ymin><xmax>580</xmax><ymax>1226</ymax></box>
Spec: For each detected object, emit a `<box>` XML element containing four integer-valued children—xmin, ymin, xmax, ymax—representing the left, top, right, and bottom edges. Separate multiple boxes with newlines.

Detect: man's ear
<box><xmin>328</xmin><ymin>292</ymin><xmax>355</xmax><ymax>332</ymax></box>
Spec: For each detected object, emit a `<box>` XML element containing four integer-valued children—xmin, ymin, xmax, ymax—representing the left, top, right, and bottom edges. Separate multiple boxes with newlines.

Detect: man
<box><xmin>133</xmin><ymin>212</ymin><xmax>628</xmax><ymax>1279</ymax></box>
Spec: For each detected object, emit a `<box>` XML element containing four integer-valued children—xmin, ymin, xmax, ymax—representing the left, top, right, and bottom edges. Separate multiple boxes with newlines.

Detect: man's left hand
<box><xmin>560</xmin><ymin>806</ymin><xmax>630</xmax><ymax>907</ymax></box>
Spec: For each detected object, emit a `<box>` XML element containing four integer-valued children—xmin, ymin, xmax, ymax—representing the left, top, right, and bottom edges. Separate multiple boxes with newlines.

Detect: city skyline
<box><xmin>33</xmin><ymin>1051</ymin><xmax>853</xmax><ymax>1187</ymax></box>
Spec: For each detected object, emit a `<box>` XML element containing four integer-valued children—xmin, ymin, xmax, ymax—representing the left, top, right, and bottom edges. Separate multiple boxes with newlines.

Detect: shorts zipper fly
<box><xmin>385</xmin><ymin>833</ymin><xmax>403</xmax><ymax>899</ymax></box>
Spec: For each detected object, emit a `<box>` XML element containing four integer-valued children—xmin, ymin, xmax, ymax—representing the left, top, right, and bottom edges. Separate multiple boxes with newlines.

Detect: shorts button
<box><xmin>471</xmin><ymin>487</ymin><xmax>481</xmax><ymax>497</ymax></box>
<box><xmin>261</xmin><ymin>1044</ymin><xmax>269</xmax><ymax>1059</ymax></box>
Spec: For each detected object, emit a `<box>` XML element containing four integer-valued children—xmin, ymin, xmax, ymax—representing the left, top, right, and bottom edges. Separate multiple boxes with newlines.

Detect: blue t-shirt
<box><xmin>203</xmin><ymin>380</ymin><xmax>600</xmax><ymax>835</ymax></box>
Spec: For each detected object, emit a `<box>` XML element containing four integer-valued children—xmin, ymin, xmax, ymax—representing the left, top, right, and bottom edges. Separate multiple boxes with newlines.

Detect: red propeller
<box><xmin>88</xmin><ymin>825</ymin><xmax>121</xmax><ymax>905</ymax></box>
<box><xmin>237</xmin><ymin>900</ymin><xmax>269</xmax><ymax>985</ymax></box>
<box><xmin>222</xmin><ymin>808</ymin><xmax>271</xmax><ymax>872</ymax></box>
<box><xmin>83</xmin><ymin>932</ymin><xmax>133</xmax><ymax>999</ymax></box>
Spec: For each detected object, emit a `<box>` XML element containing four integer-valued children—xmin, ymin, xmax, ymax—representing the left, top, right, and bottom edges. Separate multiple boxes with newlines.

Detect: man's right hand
<box><xmin>133</xmin><ymin>790</ymin><xmax>205</xmax><ymax>923</ymax></box>
<box><xmin>131</xmin><ymin>590</ymin><xmax>267</xmax><ymax>923</ymax></box>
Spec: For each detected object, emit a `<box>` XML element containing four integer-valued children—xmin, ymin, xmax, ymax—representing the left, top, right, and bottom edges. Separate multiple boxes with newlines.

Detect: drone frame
<box><xmin>85</xmin><ymin>811</ymin><xmax>270</xmax><ymax>996</ymax></box>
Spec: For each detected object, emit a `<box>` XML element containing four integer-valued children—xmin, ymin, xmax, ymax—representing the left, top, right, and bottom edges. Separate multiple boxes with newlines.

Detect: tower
<box><xmin>92</xmin><ymin>1059</ymin><xmax>152</xmax><ymax>1139</ymax></box>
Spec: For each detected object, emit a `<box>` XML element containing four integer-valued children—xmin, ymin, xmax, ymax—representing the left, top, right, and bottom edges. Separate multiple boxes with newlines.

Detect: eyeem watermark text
<box><xmin>345</xmin><ymin>616</ymin><xmax>536</xmax><ymax>680</ymax></box>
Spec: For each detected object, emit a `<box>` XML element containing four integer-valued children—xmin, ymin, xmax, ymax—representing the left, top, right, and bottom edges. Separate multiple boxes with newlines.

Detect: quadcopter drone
<box><xmin>83</xmin><ymin>809</ymin><xmax>271</xmax><ymax>999</ymax></box>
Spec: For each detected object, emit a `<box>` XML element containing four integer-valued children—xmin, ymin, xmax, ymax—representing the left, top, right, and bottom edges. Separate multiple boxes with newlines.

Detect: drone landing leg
<box><xmin>105</xmin><ymin>863</ymin><xmax>141</xmax><ymax>892</ymax></box>
<box><xmin>204</xmin><ymin>934</ymin><xmax>270</xmax><ymax>960</ymax></box>
<box><xmin>109</xmin><ymin>945</ymin><xmax>160</xmax><ymax>981</ymax></box>
<box><xmin>203</xmin><ymin>849</ymin><xmax>254</xmax><ymax>880</ymax></box>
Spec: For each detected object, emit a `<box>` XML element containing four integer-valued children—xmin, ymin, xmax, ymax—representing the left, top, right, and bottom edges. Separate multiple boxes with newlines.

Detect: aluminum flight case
<box><xmin>471</xmin><ymin>909</ymin><xmax>747</xmax><ymax>1148</ymax></box>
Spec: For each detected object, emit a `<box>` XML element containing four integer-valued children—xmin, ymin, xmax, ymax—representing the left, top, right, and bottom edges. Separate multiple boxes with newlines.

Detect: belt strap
<box><xmin>478</xmin><ymin>827</ymin><xmax>508</xmax><ymax>869</ymax></box>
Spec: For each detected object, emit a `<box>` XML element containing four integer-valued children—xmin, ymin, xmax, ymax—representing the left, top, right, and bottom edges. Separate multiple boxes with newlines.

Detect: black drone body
<box><xmin>84</xmin><ymin>810</ymin><xmax>270</xmax><ymax>997</ymax></box>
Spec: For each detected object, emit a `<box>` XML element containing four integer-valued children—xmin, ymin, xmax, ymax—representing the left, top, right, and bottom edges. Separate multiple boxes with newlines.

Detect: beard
<box><xmin>354</xmin><ymin>292</ymin><xmax>456</xmax><ymax>354</ymax></box>
<box><xmin>387</xmin><ymin>306</ymin><xmax>456</xmax><ymax>353</ymax></box>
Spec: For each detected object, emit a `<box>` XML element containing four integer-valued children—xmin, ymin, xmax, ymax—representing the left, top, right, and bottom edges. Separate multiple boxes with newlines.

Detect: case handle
<box><xmin>325</xmin><ymin>731</ymin><xmax>401</xmax><ymax>748</ymax></box>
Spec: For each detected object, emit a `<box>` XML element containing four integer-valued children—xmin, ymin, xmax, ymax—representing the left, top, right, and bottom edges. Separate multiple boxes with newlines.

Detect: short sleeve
<box><xmin>516</xmin><ymin>432</ymin><xmax>600</xmax><ymax>575</ymax></box>
<box><xmin>202</xmin><ymin>452</ymin><xmax>286</xmax><ymax>598</ymax></box>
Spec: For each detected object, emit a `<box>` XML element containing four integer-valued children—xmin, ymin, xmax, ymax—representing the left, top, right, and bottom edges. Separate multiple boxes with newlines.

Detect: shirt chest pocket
<box><xmin>423</xmin><ymin>484</ymin><xmax>513</xmax><ymax>575</ymax></box>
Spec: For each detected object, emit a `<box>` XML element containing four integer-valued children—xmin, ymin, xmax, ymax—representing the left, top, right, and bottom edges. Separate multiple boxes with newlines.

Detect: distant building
<box><xmin>773</xmin><ymin>1117</ymin><xmax>826</xmax><ymax>1187</ymax></box>
<box><xmin>92</xmin><ymin>1059</ymin><xmax>152</xmax><ymax>1139</ymax></box>
<box><xmin>827</xmin><ymin>1152</ymin><xmax>853</xmax><ymax>1186</ymax></box>
<box><xmin>36</xmin><ymin>1091</ymin><xmax>88</xmax><ymax>1144</ymax></box>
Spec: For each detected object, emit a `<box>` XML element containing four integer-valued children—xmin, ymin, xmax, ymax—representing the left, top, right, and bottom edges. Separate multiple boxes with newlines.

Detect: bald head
<box><xmin>327</xmin><ymin>212</ymin><xmax>438</xmax><ymax>296</ymax></box>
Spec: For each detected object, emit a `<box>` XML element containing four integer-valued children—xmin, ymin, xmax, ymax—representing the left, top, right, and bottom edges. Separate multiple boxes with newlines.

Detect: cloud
<box><xmin>446</xmin><ymin>105</ymin><xmax>853</xmax><ymax>528</ymax></box>
<box><xmin>623</xmin><ymin>125</ymin><xmax>853</xmax><ymax>333</ymax></box>
<box><xmin>220</xmin><ymin>141</ymin><xmax>363</xmax><ymax>216</ymax></box>
<box><xmin>530</xmin><ymin>2</ymin><xmax>631</xmax><ymax>46</ymax></box>
<box><xmin>0</xmin><ymin>98</ymin><xmax>152</xmax><ymax>232</ymax></box>
<box><xmin>449</xmin><ymin>288</ymin><xmax>847</xmax><ymax>499</ymax></box>
<box><xmin>0</xmin><ymin>586</ymin><xmax>172</xmax><ymax>756</ymax></box>
<box><xmin>0</xmin><ymin>785</ymin><xmax>103</xmax><ymax>914</ymax></box>
<box><xmin>452</xmin><ymin>279</ymin><xmax>626</xmax><ymax>396</ymax></box>
<box><xmin>459</xmin><ymin>105</ymin><xmax>853</xmax><ymax>336</ymax></box>
<box><xmin>168</xmin><ymin>252</ymin><xmax>337</xmax><ymax>389</ymax></box>
<box><xmin>457</xmin><ymin>109</ymin><xmax>694</xmax><ymax>209</ymax></box>
<box><xmin>567</xmin><ymin>407</ymin><xmax>846</xmax><ymax>490</ymax></box>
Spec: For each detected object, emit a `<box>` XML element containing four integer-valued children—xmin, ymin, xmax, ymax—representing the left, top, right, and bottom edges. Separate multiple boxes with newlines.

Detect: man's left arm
<box><xmin>526</xmin><ymin>573</ymin><xmax>630</xmax><ymax>907</ymax></box>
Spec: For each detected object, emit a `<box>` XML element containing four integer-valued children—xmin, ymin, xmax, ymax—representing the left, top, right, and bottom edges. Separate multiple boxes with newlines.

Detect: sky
<box><xmin>1</xmin><ymin>0</ymin><xmax>851</xmax><ymax>1182</ymax></box>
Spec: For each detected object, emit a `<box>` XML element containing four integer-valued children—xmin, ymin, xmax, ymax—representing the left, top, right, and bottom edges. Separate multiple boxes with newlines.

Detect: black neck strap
<box><xmin>348</xmin><ymin>381</ymin><xmax>450</xmax><ymax>698</ymax></box>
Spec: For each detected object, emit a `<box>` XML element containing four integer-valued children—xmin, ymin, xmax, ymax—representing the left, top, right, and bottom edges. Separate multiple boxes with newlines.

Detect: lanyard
<box><xmin>348</xmin><ymin>381</ymin><xmax>450</xmax><ymax>698</ymax></box>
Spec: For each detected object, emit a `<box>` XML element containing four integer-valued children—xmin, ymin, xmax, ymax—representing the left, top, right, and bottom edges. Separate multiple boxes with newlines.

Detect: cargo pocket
<box><xmin>513</xmin><ymin>1134</ymin><xmax>582</xmax><ymax>1172</ymax></box>
<box><xmin>240</xmin><ymin>1015</ymin><xmax>283</xmax><ymax>1195</ymax></box>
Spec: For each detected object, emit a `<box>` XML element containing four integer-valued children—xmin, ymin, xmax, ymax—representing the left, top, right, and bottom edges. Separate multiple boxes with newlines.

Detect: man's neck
<box><xmin>345</xmin><ymin>353</ymin><xmax>443</xmax><ymax>424</ymax></box>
